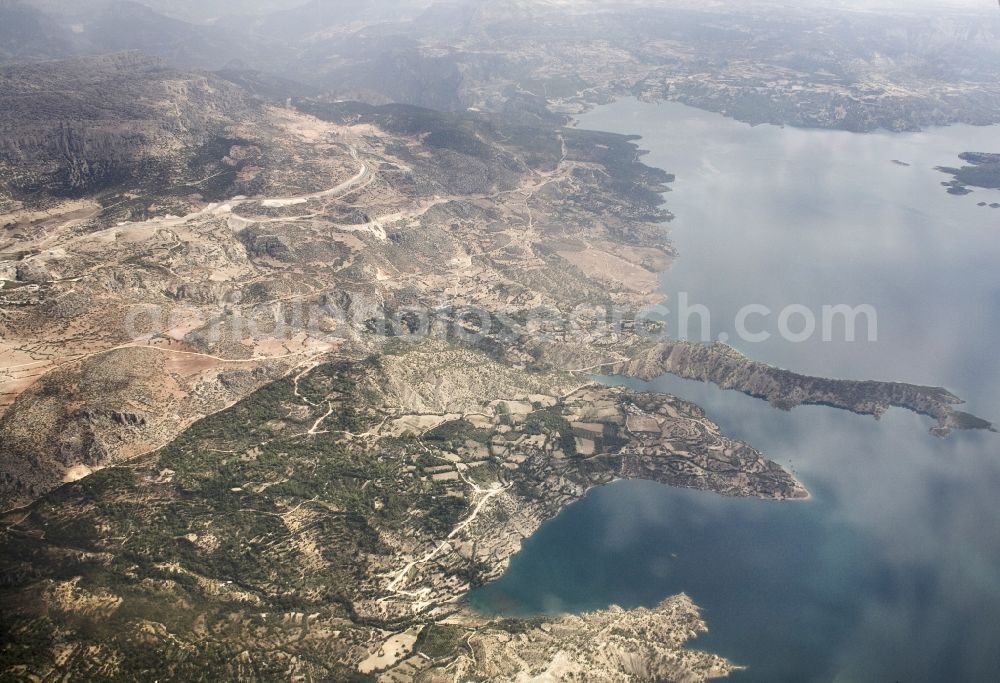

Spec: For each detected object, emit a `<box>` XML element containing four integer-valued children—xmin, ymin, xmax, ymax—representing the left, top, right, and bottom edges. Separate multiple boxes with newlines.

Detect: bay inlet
<box><xmin>469</xmin><ymin>99</ymin><xmax>1000</xmax><ymax>682</ymax></box>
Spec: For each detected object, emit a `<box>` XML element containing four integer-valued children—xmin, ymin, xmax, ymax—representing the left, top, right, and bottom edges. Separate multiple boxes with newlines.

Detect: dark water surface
<box><xmin>469</xmin><ymin>100</ymin><xmax>1000</xmax><ymax>681</ymax></box>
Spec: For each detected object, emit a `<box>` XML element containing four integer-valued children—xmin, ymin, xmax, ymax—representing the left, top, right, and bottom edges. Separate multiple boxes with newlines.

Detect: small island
<box><xmin>937</xmin><ymin>152</ymin><xmax>1000</xmax><ymax>196</ymax></box>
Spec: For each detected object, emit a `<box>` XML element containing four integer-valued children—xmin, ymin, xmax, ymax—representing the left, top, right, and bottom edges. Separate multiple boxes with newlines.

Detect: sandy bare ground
<box><xmin>0</xmin><ymin>134</ymin><xmax>368</xmax><ymax>408</ymax></box>
<box><xmin>0</xmin><ymin>199</ymin><xmax>101</xmax><ymax>246</ymax></box>
<box><xmin>556</xmin><ymin>245</ymin><xmax>660</xmax><ymax>294</ymax></box>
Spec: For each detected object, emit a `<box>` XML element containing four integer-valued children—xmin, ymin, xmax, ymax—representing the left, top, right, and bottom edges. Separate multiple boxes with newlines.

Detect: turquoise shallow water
<box><xmin>468</xmin><ymin>100</ymin><xmax>1000</xmax><ymax>682</ymax></box>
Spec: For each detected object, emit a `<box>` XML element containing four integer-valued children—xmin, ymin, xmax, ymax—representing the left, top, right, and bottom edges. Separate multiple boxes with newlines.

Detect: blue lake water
<box><xmin>469</xmin><ymin>100</ymin><xmax>1000</xmax><ymax>681</ymax></box>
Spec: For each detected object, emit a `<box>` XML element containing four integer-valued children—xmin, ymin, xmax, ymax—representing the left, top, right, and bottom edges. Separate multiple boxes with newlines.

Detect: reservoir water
<box><xmin>468</xmin><ymin>100</ymin><xmax>1000</xmax><ymax>681</ymax></box>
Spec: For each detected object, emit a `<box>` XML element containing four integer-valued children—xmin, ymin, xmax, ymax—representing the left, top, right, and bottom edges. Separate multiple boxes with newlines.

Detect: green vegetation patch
<box><xmin>423</xmin><ymin>419</ymin><xmax>492</xmax><ymax>447</ymax></box>
<box><xmin>523</xmin><ymin>407</ymin><xmax>577</xmax><ymax>456</ymax></box>
<box><xmin>416</xmin><ymin>623</ymin><xmax>466</xmax><ymax>660</ymax></box>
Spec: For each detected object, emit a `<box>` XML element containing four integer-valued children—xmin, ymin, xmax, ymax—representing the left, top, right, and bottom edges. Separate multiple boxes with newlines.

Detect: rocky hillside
<box><xmin>0</xmin><ymin>52</ymin><xmax>264</xmax><ymax>208</ymax></box>
<box><xmin>5</xmin><ymin>1</ymin><xmax>1000</xmax><ymax>132</ymax></box>
<box><xmin>0</xmin><ymin>14</ymin><xmax>997</xmax><ymax>680</ymax></box>
<box><xmin>0</xmin><ymin>344</ymin><xmax>773</xmax><ymax>680</ymax></box>
<box><xmin>0</xmin><ymin>0</ymin><xmax>76</xmax><ymax>63</ymax></box>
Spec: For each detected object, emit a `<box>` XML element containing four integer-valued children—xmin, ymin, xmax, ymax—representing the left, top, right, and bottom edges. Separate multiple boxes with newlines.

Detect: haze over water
<box><xmin>469</xmin><ymin>100</ymin><xmax>1000</xmax><ymax>681</ymax></box>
